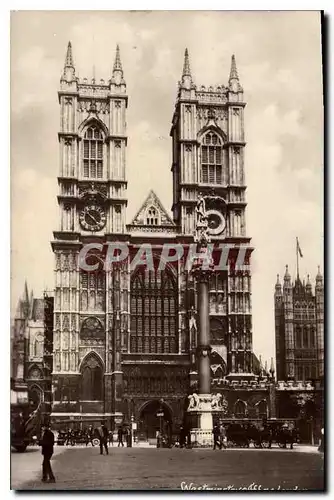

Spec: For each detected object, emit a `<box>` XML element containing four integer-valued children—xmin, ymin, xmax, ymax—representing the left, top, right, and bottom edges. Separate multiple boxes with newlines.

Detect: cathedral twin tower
<box><xmin>51</xmin><ymin>42</ymin><xmax>252</xmax><ymax>426</ymax></box>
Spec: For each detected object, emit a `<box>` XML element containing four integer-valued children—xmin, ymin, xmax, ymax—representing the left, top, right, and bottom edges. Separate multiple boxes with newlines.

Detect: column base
<box><xmin>187</xmin><ymin>394</ymin><xmax>213</xmax><ymax>448</ymax></box>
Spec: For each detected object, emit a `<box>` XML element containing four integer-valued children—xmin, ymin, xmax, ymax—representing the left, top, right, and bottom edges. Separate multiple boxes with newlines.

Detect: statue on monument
<box><xmin>188</xmin><ymin>393</ymin><xmax>200</xmax><ymax>410</ymax></box>
<box><xmin>194</xmin><ymin>194</ymin><xmax>210</xmax><ymax>245</ymax></box>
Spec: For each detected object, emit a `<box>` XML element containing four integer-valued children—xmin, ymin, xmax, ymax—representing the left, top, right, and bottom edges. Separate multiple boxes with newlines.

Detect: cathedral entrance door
<box><xmin>138</xmin><ymin>400</ymin><xmax>172</xmax><ymax>441</ymax></box>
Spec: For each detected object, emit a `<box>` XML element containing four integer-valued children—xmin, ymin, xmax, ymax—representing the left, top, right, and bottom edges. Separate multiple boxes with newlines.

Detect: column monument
<box><xmin>187</xmin><ymin>194</ymin><xmax>217</xmax><ymax>446</ymax></box>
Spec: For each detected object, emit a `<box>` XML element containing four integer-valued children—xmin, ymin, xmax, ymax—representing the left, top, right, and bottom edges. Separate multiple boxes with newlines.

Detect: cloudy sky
<box><xmin>11</xmin><ymin>10</ymin><xmax>323</xmax><ymax>364</ymax></box>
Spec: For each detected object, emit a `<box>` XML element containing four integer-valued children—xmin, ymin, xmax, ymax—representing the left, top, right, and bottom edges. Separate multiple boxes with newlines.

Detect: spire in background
<box><xmin>24</xmin><ymin>280</ymin><xmax>29</xmax><ymax>304</ymax></box>
<box><xmin>270</xmin><ymin>357</ymin><xmax>275</xmax><ymax>377</ymax></box>
<box><xmin>284</xmin><ymin>265</ymin><xmax>291</xmax><ymax>280</ymax></box>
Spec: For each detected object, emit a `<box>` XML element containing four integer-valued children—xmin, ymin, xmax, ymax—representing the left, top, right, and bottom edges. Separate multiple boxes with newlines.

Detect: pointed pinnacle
<box><xmin>229</xmin><ymin>54</ymin><xmax>239</xmax><ymax>82</ymax></box>
<box><xmin>182</xmin><ymin>48</ymin><xmax>192</xmax><ymax>77</ymax></box>
<box><xmin>24</xmin><ymin>280</ymin><xmax>29</xmax><ymax>303</ymax></box>
<box><xmin>65</xmin><ymin>41</ymin><xmax>74</xmax><ymax>68</ymax></box>
<box><xmin>270</xmin><ymin>357</ymin><xmax>275</xmax><ymax>373</ymax></box>
<box><xmin>113</xmin><ymin>44</ymin><xmax>123</xmax><ymax>73</ymax></box>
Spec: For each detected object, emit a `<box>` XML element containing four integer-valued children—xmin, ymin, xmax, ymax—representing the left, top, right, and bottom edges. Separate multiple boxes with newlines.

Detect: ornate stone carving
<box><xmin>188</xmin><ymin>393</ymin><xmax>200</xmax><ymax>410</ymax></box>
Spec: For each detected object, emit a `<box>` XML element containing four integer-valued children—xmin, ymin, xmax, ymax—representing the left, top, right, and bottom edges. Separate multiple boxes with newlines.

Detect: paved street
<box><xmin>11</xmin><ymin>445</ymin><xmax>324</xmax><ymax>491</ymax></box>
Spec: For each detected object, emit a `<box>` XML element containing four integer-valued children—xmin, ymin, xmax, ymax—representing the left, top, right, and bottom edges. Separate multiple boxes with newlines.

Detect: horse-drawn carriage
<box><xmin>222</xmin><ymin>419</ymin><xmax>298</xmax><ymax>449</ymax></box>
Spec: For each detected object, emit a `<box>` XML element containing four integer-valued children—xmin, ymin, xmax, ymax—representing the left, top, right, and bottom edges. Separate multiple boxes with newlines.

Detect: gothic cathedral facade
<box><xmin>51</xmin><ymin>43</ymin><xmax>254</xmax><ymax>433</ymax></box>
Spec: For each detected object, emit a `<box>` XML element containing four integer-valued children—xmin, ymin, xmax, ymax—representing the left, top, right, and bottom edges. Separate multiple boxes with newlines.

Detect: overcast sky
<box><xmin>11</xmin><ymin>10</ymin><xmax>323</xmax><ymax>364</ymax></box>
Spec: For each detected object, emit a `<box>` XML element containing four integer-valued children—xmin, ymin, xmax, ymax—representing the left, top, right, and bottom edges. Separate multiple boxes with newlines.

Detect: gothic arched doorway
<box><xmin>138</xmin><ymin>400</ymin><xmax>173</xmax><ymax>441</ymax></box>
<box><xmin>80</xmin><ymin>352</ymin><xmax>104</xmax><ymax>401</ymax></box>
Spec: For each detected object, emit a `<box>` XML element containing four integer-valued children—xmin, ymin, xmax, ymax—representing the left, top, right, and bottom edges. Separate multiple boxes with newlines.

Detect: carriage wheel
<box><xmin>261</xmin><ymin>440</ymin><xmax>270</xmax><ymax>449</ymax></box>
<box><xmin>253</xmin><ymin>441</ymin><xmax>261</xmax><ymax>448</ymax></box>
<box><xmin>92</xmin><ymin>438</ymin><xmax>100</xmax><ymax>446</ymax></box>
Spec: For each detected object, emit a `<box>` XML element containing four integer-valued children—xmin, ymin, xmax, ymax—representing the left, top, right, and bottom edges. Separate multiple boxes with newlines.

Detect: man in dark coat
<box><xmin>212</xmin><ymin>424</ymin><xmax>222</xmax><ymax>450</ymax></box>
<box><xmin>96</xmin><ymin>422</ymin><xmax>109</xmax><ymax>455</ymax></box>
<box><xmin>40</xmin><ymin>424</ymin><xmax>55</xmax><ymax>483</ymax></box>
<box><xmin>85</xmin><ymin>425</ymin><xmax>95</xmax><ymax>447</ymax></box>
<box><xmin>117</xmin><ymin>427</ymin><xmax>124</xmax><ymax>447</ymax></box>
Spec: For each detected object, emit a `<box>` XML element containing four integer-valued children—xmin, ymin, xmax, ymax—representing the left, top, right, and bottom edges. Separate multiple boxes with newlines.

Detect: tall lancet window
<box><xmin>200</xmin><ymin>131</ymin><xmax>223</xmax><ymax>184</ymax></box>
<box><xmin>130</xmin><ymin>267</ymin><xmax>178</xmax><ymax>354</ymax></box>
<box><xmin>83</xmin><ymin>125</ymin><xmax>104</xmax><ymax>179</ymax></box>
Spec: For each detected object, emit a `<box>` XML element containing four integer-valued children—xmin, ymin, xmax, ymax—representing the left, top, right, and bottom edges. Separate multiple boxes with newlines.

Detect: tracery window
<box><xmin>130</xmin><ymin>267</ymin><xmax>178</xmax><ymax>354</ymax></box>
<box><xmin>82</xmin><ymin>126</ymin><xmax>104</xmax><ymax>179</ymax></box>
<box><xmin>80</xmin><ymin>270</ymin><xmax>106</xmax><ymax>311</ymax></box>
<box><xmin>200</xmin><ymin>132</ymin><xmax>223</xmax><ymax>184</ymax></box>
<box><xmin>146</xmin><ymin>206</ymin><xmax>159</xmax><ymax>226</ymax></box>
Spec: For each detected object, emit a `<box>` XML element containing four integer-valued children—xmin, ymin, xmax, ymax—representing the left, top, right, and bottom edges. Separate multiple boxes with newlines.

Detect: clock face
<box><xmin>80</xmin><ymin>204</ymin><xmax>106</xmax><ymax>232</ymax></box>
<box><xmin>206</xmin><ymin>209</ymin><xmax>226</xmax><ymax>236</ymax></box>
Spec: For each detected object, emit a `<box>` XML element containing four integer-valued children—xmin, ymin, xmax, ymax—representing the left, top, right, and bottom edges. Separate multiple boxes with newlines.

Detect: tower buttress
<box><xmin>108</xmin><ymin>44</ymin><xmax>128</xmax><ymax>235</ymax></box>
<box><xmin>315</xmin><ymin>267</ymin><xmax>324</xmax><ymax>378</ymax></box>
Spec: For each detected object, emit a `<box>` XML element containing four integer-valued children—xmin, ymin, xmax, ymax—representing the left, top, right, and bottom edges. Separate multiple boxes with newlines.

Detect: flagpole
<box><xmin>296</xmin><ymin>237</ymin><xmax>299</xmax><ymax>279</ymax></box>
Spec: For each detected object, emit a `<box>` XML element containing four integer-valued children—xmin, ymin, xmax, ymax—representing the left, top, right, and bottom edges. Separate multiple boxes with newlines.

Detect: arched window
<box><xmin>130</xmin><ymin>266</ymin><xmax>178</xmax><ymax>354</ymax></box>
<box><xmin>146</xmin><ymin>206</ymin><xmax>159</xmax><ymax>226</ymax></box>
<box><xmin>80</xmin><ymin>354</ymin><xmax>103</xmax><ymax>401</ymax></box>
<box><xmin>83</xmin><ymin>125</ymin><xmax>104</xmax><ymax>179</ymax></box>
<box><xmin>257</xmin><ymin>400</ymin><xmax>267</xmax><ymax>419</ymax></box>
<box><xmin>234</xmin><ymin>400</ymin><xmax>247</xmax><ymax>418</ymax></box>
<box><xmin>200</xmin><ymin>131</ymin><xmax>223</xmax><ymax>184</ymax></box>
<box><xmin>295</xmin><ymin>326</ymin><xmax>301</xmax><ymax>348</ymax></box>
<box><xmin>302</xmin><ymin>327</ymin><xmax>309</xmax><ymax>348</ymax></box>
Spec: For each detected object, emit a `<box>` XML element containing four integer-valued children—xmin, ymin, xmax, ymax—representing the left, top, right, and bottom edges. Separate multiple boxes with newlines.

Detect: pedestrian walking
<box><xmin>96</xmin><ymin>422</ymin><xmax>109</xmax><ymax>455</ymax></box>
<box><xmin>85</xmin><ymin>425</ymin><xmax>95</xmax><ymax>447</ymax></box>
<box><xmin>108</xmin><ymin>431</ymin><xmax>114</xmax><ymax>446</ymax></box>
<box><xmin>318</xmin><ymin>427</ymin><xmax>324</xmax><ymax>452</ymax></box>
<box><xmin>179</xmin><ymin>425</ymin><xmax>185</xmax><ymax>448</ymax></box>
<box><xmin>117</xmin><ymin>427</ymin><xmax>124</xmax><ymax>447</ymax></box>
<box><xmin>212</xmin><ymin>424</ymin><xmax>221</xmax><ymax>450</ymax></box>
<box><xmin>220</xmin><ymin>424</ymin><xmax>227</xmax><ymax>449</ymax></box>
<box><xmin>40</xmin><ymin>424</ymin><xmax>56</xmax><ymax>483</ymax></box>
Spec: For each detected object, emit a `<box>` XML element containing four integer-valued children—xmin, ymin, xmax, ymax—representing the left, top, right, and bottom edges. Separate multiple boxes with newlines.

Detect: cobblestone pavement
<box><xmin>11</xmin><ymin>446</ymin><xmax>324</xmax><ymax>491</ymax></box>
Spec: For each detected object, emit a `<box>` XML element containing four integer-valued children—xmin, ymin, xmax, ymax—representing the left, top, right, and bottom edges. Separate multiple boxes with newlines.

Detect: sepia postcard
<box><xmin>10</xmin><ymin>10</ymin><xmax>324</xmax><ymax>491</ymax></box>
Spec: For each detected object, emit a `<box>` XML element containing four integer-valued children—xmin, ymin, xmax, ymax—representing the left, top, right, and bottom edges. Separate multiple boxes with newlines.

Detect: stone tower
<box><xmin>51</xmin><ymin>42</ymin><xmax>128</xmax><ymax>423</ymax></box>
<box><xmin>275</xmin><ymin>266</ymin><xmax>324</xmax><ymax>381</ymax></box>
<box><xmin>171</xmin><ymin>50</ymin><xmax>254</xmax><ymax>378</ymax></box>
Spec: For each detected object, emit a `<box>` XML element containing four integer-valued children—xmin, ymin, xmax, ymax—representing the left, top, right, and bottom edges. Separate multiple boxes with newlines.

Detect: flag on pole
<box><xmin>297</xmin><ymin>238</ymin><xmax>303</xmax><ymax>258</ymax></box>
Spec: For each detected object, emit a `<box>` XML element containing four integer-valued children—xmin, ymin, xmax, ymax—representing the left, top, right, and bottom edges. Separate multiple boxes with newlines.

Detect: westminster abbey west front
<box><xmin>51</xmin><ymin>42</ymin><xmax>258</xmax><ymax>437</ymax></box>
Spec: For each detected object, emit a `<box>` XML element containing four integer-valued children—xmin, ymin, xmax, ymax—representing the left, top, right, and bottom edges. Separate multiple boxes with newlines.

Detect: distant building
<box><xmin>11</xmin><ymin>283</ymin><xmax>47</xmax><ymax>408</ymax></box>
<box><xmin>274</xmin><ymin>266</ymin><xmax>324</xmax><ymax>381</ymax></box>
